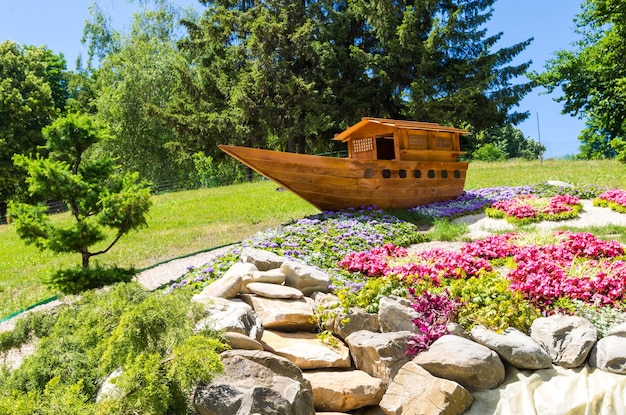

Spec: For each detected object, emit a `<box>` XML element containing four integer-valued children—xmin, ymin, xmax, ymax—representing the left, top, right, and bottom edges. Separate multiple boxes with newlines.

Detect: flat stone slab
<box><xmin>262</xmin><ymin>330</ymin><xmax>351</xmax><ymax>370</ymax></box>
<box><xmin>240</xmin><ymin>294</ymin><xmax>316</xmax><ymax>332</ymax></box>
<box><xmin>246</xmin><ymin>282</ymin><xmax>304</xmax><ymax>299</ymax></box>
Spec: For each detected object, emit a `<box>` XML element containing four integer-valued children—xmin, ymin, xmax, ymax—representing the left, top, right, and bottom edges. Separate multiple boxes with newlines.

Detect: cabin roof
<box><xmin>332</xmin><ymin>117</ymin><xmax>470</xmax><ymax>142</ymax></box>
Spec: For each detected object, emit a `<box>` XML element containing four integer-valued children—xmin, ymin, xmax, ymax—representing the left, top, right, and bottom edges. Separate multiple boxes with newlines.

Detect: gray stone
<box><xmin>327</xmin><ymin>307</ymin><xmax>381</xmax><ymax>341</ymax></box>
<box><xmin>194</xmin><ymin>297</ymin><xmax>263</xmax><ymax>341</ymax></box>
<box><xmin>379</xmin><ymin>360</ymin><xmax>473</xmax><ymax>415</ymax></box>
<box><xmin>246</xmin><ymin>282</ymin><xmax>304</xmax><ymax>299</ymax></box>
<box><xmin>223</xmin><ymin>332</ymin><xmax>264</xmax><ymax>351</ymax></box>
<box><xmin>530</xmin><ymin>315</ymin><xmax>597</xmax><ymax>368</ymax></box>
<box><xmin>240</xmin><ymin>247</ymin><xmax>286</xmax><ymax>271</ymax></box>
<box><xmin>96</xmin><ymin>368</ymin><xmax>123</xmax><ymax>403</ymax></box>
<box><xmin>607</xmin><ymin>321</ymin><xmax>626</xmax><ymax>337</ymax></box>
<box><xmin>378</xmin><ymin>296</ymin><xmax>420</xmax><ymax>334</ymax></box>
<box><xmin>193</xmin><ymin>273</ymin><xmax>242</xmax><ymax>299</ymax></box>
<box><xmin>589</xmin><ymin>335</ymin><xmax>626</xmax><ymax>374</ymax></box>
<box><xmin>344</xmin><ymin>330</ymin><xmax>412</xmax><ymax>385</ymax></box>
<box><xmin>470</xmin><ymin>325</ymin><xmax>552</xmax><ymax>370</ymax></box>
<box><xmin>261</xmin><ymin>330</ymin><xmax>351</xmax><ymax>370</ymax></box>
<box><xmin>193</xmin><ymin>350</ymin><xmax>315</xmax><ymax>415</ymax></box>
<box><xmin>303</xmin><ymin>369</ymin><xmax>385</xmax><ymax>412</ymax></box>
<box><xmin>240</xmin><ymin>294</ymin><xmax>316</xmax><ymax>332</ymax></box>
<box><xmin>280</xmin><ymin>261</ymin><xmax>330</xmax><ymax>296</ymax></box>
<box><xmin>413</xmin><ymin>335</ymin><xmax>505</xmax><ymax>390</ymax></box>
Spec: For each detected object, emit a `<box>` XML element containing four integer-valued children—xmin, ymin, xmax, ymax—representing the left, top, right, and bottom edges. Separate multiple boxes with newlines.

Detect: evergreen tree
<box><xmin>8</xmin><ymin>113</ymin><xmax>152</xmax><ymax>269</ymax></box>
<box><xmin>164</xmin><ymin>0</ymin><xmax>533</xmax><ymax>159</ymax></box>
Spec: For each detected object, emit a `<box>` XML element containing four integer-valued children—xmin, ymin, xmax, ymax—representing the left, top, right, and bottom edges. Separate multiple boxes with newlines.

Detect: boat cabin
<box><xmin>333</xmin><ymin>117</ymin><xmax>468</xmax><ymax>162</ymax></box>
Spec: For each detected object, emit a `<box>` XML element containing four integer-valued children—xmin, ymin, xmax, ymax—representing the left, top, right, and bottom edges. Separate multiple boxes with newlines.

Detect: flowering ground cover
<box><xmin>409</xmin><ymin>182</ymin><xmax>606</xmax><ymax>220</ymax></box>
<box><xmin>595</xmin><ymin>189</ymin><xmax>626</xmax><ymax>213</ymax></box>
<box><xmin>179</xmin><ymin>183</ymin><xmax>626</xmax><ymax>354</ymax></box>
<box><xmin>485</xmin><ymin>194</ymin><xmax>582</xmax><ymax>224</ymax></box>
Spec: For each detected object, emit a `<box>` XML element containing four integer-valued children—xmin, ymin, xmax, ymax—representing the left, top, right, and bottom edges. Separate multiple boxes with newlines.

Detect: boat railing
<box><xmin>314</xmin><ymin>150</ymin><xmax>348</xmax><ymax>158</ymax></box>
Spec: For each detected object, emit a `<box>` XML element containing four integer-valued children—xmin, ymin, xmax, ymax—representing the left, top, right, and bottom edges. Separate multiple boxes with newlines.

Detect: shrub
<box><xmin>0</xmin><ymin>283</ymin><xmax>226</xmax><ymax>414</ymax></box>
<box><xmin>46</xmin><ymin>265</ymin><xmax>135</xmax><ymax>294</ymax></box>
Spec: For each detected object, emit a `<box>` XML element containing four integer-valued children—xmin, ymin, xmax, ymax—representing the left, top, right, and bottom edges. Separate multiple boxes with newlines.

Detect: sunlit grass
<box><xmin>0</xmin><ymin>180</ymin><xmax>317</xmax><ymax>318</ymax></box>
<box><xmin>466</xmin><ymin>159</ymin><xmax>626</xmax><ymax>189</ymax></box>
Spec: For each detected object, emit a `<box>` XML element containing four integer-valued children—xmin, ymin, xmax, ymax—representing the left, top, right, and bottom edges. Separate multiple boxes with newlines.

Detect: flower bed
<box><xmin>180</xmin><ymin>184</ymin><xmax>626</xmax><ymax>354</ymax></box>
<box><xmin>485</xmin><ymin>194</ymin><xmax>582</xmax><ymax>224</ymax></box>
<box><xmin>594</xmin><ymin>189</ymin><xmax>626</xmax><ymax>213</ymax></box>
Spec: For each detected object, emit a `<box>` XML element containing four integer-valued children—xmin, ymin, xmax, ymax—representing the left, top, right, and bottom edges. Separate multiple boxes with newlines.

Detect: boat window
<box><xmin>399</xmin><ymin>169</ymin><xmax>406</xmax><ymax>178</ymax></box>
<box><xmin>376</xmin><ymin>137</ymin><xmax>395</xmax><ymax>160</ymax></box>
<box><xmin>442</xmin><ymin>170</ymin><xmax>448</xmax><ymax>178</ymax></box>
<box><xmin>353</xmin><ymin>137</ymin><xmax>374</xmax><ymax>153</ymax></box>
<box><xmin>454</xmin><ymin>170</ymin><xmax>461</xmax><ymax>178</ymax></box>
<box><xmin>414</xmin><ymin>170</ymin><xmax>421</xmax><ymax>178</ymax></box>
<box><xmin>428</xmin><ymin>170</ymin><xmax>435</xmax><ymax>178</ymax></box>
<box><xmin>382</xmin><ymin>169</ymin><xmax>391</xmax><ymax>178</ymax></box>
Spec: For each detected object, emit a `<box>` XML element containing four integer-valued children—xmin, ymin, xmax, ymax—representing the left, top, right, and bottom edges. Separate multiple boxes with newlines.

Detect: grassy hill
<box><xmin>1</xmin><ymin>158</ymin><xmax>625</xmax><ymax>318</ymax></box>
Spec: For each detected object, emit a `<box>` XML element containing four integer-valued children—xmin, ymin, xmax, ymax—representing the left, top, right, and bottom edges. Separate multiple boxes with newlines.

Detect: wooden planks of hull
<box><xmin>219</xmin><ymin>145</ymin><xmax>468</xmax><ymax>210</ymax></box>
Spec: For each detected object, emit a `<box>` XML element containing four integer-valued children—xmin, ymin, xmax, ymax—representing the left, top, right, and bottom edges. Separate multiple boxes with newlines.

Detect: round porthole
<box><xmin>428</xmin><ymin>170</ymin><xmax>435</xmax><ymax>178</ymax></box>
<box><xmin>399</xmin><ymin>169</ymin><xmax>406</xmax><ymax>178</ymax></box>
<box><xmin>364</xmin><ymin>169</ymin><xmax>374</xmax><ymax>178</ymax></box>
<box><xmin>414</xmin><ymin>170</ymin><xmax>421</xmax><ymax>178</ymax></box>
<box><xmin>441</xmin><ymin>170</ymin><xmax>448</xmax><ymax>178</ymax></box>
<box><xmin>383</xmin><ymin>169</ymin><xmax>391</xmax><ymax>178</ymax></box>
<box><xmin>454</xmin><ymin>170</ymin><xmax>461</xmax><ymax>178</ymax></box>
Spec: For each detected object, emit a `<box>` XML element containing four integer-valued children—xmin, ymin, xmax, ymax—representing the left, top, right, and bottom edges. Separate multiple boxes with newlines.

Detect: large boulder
<box><xmin>589</xmin><ymin>335</ymin><xmax>626</xmax><ymax>374</ymax></box>
<box><xmin>240</xmin><ymin>294</ymin><xmax>316</xmax><ymax>332</ymax></box>
<box><xmin>344</xmin><ymin>330</ymin><xmax>412</xmax><ymax>385</ymax></box>
<box><xmin>303</xmin><ymin>369</ymin><xmax>385</xmax><ymax>412</ymax></box>
<box><xmin>261</xmin><ymin>330</ymin><xmax>351</xmax><ymax>370</ymax></box>
<box><xmin>193</xmin><ymin>350</ymin><xmax>315</xmax><ymax>415</ymax></box>
<box><xmin>194</xmin><ymin>297</ymin><xmax>263</xmax><ymax>341</ymax></box>
<box><xmin>327</xmin><ymin>307</ymin><xmax>381</xmax><ymax>340</ymax></box>
<box><xmin>530</xmin><ymin>315</ymin><xmax>597</xmax><ymax>368</ymax></box>
<box><xmin>280</xmin><ymin>261</ymin><xmax>330</xmax><ymax>296</ymax></box>
<box><xmin>413</xmin><ymin>334</ymin><xmax>505</xmax><ymax>389</ymax></box>
<box><xmin>470</xmin><ymin>325</ymin><xmax>552</xmax><ymax>370</ymax></box>
<box><xmin>240</xmin><ymin>247</ymin><xmax>286</xmax><ymax>271</ymax></box>
<box><xmin>379</xmin><ymin>360</ymin><xmax>473</xmax><ymax>415</ymax></box>
<box><xmin>378</xmin><ymin>296</ymin><xmax>420</xmax><ymax>334</ymax></box>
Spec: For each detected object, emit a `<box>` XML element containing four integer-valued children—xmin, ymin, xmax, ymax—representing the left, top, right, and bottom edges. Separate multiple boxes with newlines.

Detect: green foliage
<box><xmin>471</xmin><ymin>124</ymin><xmax>545</xmax><ymax>160</ymax></box>
<box><xmin>46</xmin><ymin>265</ymin><xmax>135</xmax><ymax>295</ymax></box>
<box><xmin>472</xmin><ymin>143</ymin><xmax>506</xmax><ymax>161</ymax></box>
<box><xmin>335</xmin><ymin>274</ymin><xmax>408</xmax><ymax>314</ymax></box>
<box><xmin>534</xmin><ymin>0</ymin><xmax>626</xmax><ymax>160</ymax></box>
<box><xmin>163</xmin><ymin>0</ymin><xmax>533</xmax><ymax>161</ymax></box>
<box><xmin>0</xmin><ymin>283</ymin><xmax>225</xmax><ymax>414</ymax></box>
<box><xmin>9</xmin><ymin>112</ymin><xmax>152</xmax><ymax>270</ymax></box>
<box><xmin>88</xmin><ymin>3</ymin><xmax>200</xmax><ymax>187</ymax></box>
<box><xmin>0</xmin><ymin>311</ymin><xmax>56</xmax><ymax>352</ymax></box>
<box><xmin>0</xmin><ymin>41</ymin><xmax>69</xmax><ymax>202</ymax></box>
<box><xmin>447</xmin><ymin>272</ymin><xmax>541</xmax><ymax>333</ymax></box>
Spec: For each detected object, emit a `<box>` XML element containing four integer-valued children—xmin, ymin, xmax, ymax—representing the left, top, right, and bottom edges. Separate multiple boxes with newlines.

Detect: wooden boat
<box><xmin>219</xmin><ymin>117</ymin><xmax>469</xmax><ymax>211</ymax></box>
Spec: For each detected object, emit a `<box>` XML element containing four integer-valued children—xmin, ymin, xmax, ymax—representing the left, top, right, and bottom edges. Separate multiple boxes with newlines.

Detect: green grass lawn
<box><xmin>1</xmin><ymin>158</ymin><xmax>626</xmax><ymax>319</ymax></box>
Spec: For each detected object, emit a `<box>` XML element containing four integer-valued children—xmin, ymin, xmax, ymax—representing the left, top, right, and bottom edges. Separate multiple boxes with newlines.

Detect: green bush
<box><xmin>0</xmin><ymin>283</ymin><xmax>226</xmax><ymax>414</ymax></box>
<box><xmin>472</xmin><ymin>143</ymin><xmax>506</xmax><ymax>161</ymax></box>
<box><xmin>448</xmin><ymin>272</ymin><xmax>541</xmax><ymax>333</ymax></box>
<box><xmin>45</xmin><ymin>265</ymin><xmax>135</xmax><ymax>294</ymax></box>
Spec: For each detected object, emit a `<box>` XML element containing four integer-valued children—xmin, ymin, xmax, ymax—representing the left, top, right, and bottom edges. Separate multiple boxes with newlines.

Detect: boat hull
<box><xmin>219</xmin><ymin>145</ymin><xmax>468</xmax><ymax>211</ymax></box>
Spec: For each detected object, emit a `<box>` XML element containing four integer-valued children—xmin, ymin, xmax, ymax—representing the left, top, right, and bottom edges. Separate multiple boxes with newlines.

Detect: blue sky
<box><xmin>0</xmin><ymin>0</ymin><xmax>585</xmax><ymax>158</ymax></box>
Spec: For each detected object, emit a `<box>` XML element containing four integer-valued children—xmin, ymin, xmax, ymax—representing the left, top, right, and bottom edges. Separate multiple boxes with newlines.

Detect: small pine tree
<box><xmin>8</xmin><ymin>112</ymin><xmax>152</xmax><ymax>270</ymax></box>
